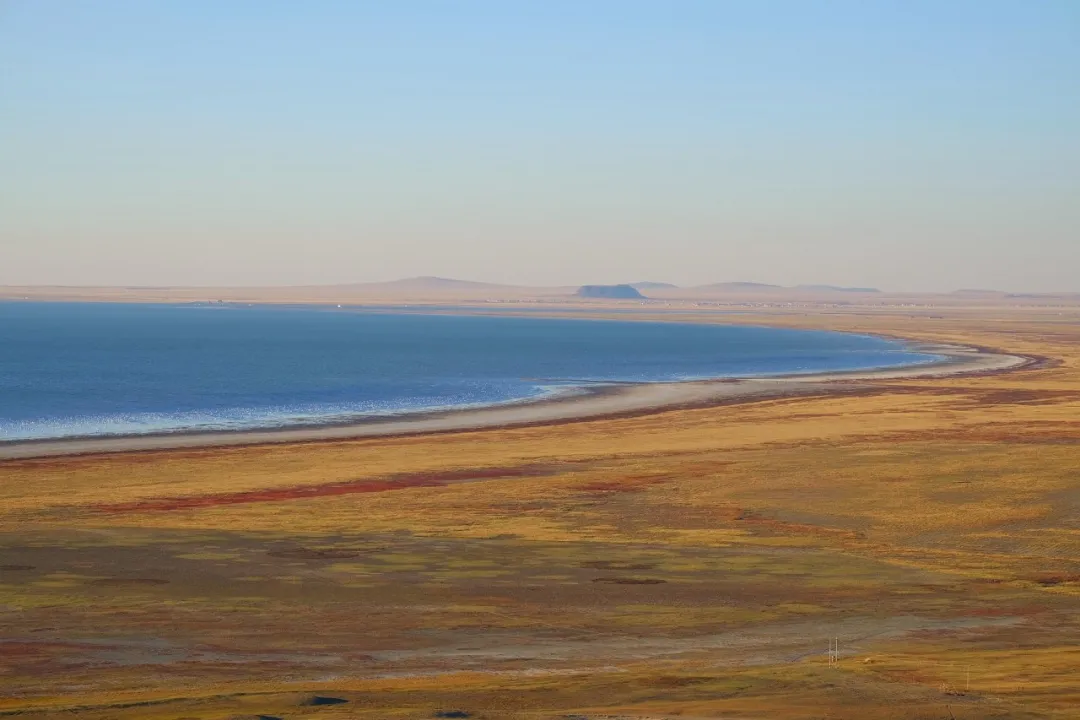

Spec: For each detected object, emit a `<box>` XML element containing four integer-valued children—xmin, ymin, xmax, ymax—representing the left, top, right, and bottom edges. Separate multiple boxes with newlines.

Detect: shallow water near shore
<box><xmin>0</xmin><ymin>302</ymin><xmax>940</xmax><ymax>441</ymax></box>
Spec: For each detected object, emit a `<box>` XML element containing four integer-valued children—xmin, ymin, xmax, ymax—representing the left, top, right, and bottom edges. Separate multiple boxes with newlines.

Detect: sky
<box><xmin>2</xmin><ymin>1</ymin><xmax>1078</xmax><ymax>292</ymax></box>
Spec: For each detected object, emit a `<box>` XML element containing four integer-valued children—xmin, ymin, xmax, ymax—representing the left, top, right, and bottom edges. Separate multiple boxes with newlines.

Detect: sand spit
<box><xmin>0</xmin><ymin>343</ymin><xmax>1031</xmax><ymax>460</ymax></box>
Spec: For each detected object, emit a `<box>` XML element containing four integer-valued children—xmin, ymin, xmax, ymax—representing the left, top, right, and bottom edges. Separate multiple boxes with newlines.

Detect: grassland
<box><xmin>2</xmin><ymin>304</ymin><xmax>1079</xmax><ymax>719</ymax></box>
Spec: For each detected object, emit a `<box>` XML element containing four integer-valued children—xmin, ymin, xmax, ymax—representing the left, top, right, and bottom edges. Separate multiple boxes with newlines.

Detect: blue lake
<box><xmin>0</xmin><ymin>302</ymin><xmax>940</xmax><ymax>441</ymax></box>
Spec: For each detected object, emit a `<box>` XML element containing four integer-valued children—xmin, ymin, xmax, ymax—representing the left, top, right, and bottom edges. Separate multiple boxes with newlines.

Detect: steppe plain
<box><xmin>2</xmin><ymin>293</ymin><xmax>1080</xmax><ymax>719</ymax></box>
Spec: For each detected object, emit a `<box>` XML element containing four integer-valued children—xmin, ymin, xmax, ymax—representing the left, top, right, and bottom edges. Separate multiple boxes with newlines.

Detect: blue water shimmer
<box><xmin>0</xmin><ymin>302</ymin><xmax>941</xmax><ymax>441</ymax></box>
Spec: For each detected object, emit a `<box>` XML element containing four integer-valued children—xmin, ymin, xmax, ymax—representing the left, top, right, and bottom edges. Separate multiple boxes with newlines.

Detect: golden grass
<box><xmin>2</xmin><ymin>304</ymin><xmax>1080</xmax><ymax>718</ymax></box>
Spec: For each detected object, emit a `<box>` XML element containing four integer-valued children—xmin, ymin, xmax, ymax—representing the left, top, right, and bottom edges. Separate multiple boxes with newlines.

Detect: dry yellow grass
<box><xmin>2</xmin><ymin>304</ymin><xmax>1079</xmax><ymax>719</ymax></box>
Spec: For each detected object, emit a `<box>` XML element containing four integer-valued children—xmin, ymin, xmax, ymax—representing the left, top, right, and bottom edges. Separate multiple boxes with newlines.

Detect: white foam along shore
<box><xmin>0</xmin><ymin>342</ymin><xmax>1031</xmax><ymax>460</ymax></box>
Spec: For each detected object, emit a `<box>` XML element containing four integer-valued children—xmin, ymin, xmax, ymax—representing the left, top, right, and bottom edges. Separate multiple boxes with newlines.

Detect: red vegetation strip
<box><xmin>93</xmin><ymin>465</ymin><xmax>552</xmax><ymax>514</ymax></box>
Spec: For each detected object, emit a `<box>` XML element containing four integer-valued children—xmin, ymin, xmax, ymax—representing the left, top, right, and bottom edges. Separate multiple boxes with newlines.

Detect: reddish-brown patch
<box><xmin>577</xmin><ymin>474</ymin><xmax>671</xmax><ymax>495</ymax></box>
<box><xmin>592</xmin><ymin>576</ymin><xmax>667</xmax><ymax>585</ymax></box>
<box><xmin>648</xmin><ymin>675</ymin><xmax>713</xmax><ymax>687</ymax></box>
<box><xmin>0</xmin><ymin>640</ymin><xmax>105</xmax><ymax>657</ymax></box>
<box><xmin>93</xmin><ymin>464</ymin><xmax>555</xmax><ymax>514</ymax></box>
<box><xmin>704</xmin><ymin>507</ymin><xmax>864</xmax><ymax>540</ymax></box>
<box><xmin>0</xmin><ymin>642</ymin><xmax>53</xmax><ymax>658</ymax></box>
<box><xmin>1025</xmin><ymin>572</ymin><xmax>1080</xmax><ymax>586</ymax></box>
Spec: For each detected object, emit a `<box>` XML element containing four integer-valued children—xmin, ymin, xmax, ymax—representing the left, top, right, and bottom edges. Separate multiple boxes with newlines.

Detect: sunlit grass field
<box><xmin>2</xmin><ymin>305</ymin><xmax>1079</xmax><ymax>719</ymax></box>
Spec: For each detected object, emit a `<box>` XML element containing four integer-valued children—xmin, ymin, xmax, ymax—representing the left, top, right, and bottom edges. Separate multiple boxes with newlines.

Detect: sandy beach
<box><xmin>0</xmin><ymin>341</ymin><xmax>1031</xmax><ymax>460</ymax></box>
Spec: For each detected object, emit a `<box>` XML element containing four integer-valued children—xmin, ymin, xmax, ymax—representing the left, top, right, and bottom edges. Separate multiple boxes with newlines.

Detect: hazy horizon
<box><xmin>3</xmin><ymin>273</ymin><xmax>1075</xmax><ymax>296</ymax></box>
<box><xmin>3</xmin><ymin>1</ymin><xmax>1078</xmax><ymax>293</ymax></box>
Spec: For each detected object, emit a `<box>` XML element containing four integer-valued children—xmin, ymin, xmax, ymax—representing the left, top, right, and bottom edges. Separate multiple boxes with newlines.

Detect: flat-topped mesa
<box><xmin>575</xmin><ymin>284</ymin><xmax>645</xmax><ymax>299</ymax></box>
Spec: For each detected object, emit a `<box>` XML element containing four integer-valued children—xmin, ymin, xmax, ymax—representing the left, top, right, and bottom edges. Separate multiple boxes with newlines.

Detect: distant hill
<box><xmin>576</xmin><ymin>284</ymin><xmax>645</xmax><ymax>299</ymax></box>
<box><xmin>629</xmin><ymin>281</ymin><xmax>678</xmax><ymax>290</ymax></box>
<box><xmin>795</xmin><ymin>284</ymin><xmax>881</xmax><ymax>293</ymax></box>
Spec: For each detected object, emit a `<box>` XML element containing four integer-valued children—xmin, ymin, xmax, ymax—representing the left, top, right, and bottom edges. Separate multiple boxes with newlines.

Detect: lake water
<box><xmin>0</xmin><ymin>302</ymin><xmax>940</xmax><ymax>441</ymax></box>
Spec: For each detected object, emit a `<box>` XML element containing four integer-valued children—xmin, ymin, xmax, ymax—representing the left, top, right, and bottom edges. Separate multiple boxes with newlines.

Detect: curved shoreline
<box><xmin>0</xmin><ymin>341</ymin><xmax>1034</xmax><ymax>461</ymax></box>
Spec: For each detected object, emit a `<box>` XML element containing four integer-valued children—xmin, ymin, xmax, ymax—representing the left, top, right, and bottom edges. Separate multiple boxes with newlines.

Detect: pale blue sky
<box><xmin>2</xmin><ymin>1</ymin><xmax>1077</xmax><ymax>291</ymax></box>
